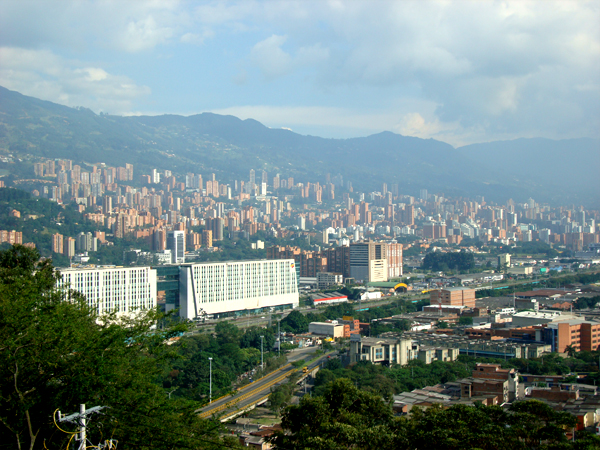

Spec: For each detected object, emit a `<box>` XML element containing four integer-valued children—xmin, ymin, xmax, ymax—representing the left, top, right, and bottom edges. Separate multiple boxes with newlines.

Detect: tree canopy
<box><xmin>422</xmin><ymin>250</ymin><xmax>475</xmax><ymax>272</ymax></box>
<box><xmin>0</xmin><ymin>245</ymin><xmax>237</xmax><ymax>450</ymax></box>
<box><xmin>271</xmin><ymin>377</ymin><xmax>598</xmax><ymax>450</ymax></box>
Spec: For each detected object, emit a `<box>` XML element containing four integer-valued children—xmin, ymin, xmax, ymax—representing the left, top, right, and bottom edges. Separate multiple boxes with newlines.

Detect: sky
<box><xmin>0</xmin><ymin>0</ymin><xmax>598</xmax><ymax>147</ymax></box>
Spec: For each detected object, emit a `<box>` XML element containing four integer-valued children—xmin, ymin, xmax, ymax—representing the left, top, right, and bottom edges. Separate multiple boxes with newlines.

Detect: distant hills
<box><xmin>0</xmin><ymin>85</ymin><xmax>597</xmax><ymax>205</ymax></box>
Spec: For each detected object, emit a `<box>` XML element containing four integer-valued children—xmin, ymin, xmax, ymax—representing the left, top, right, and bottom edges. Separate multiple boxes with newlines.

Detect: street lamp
<box><xmin>208</xmin><ymin>357</ymin><xmax>213</xmax><ymax>404</ymax></box>
<box><xmin>260</xmin><ymin>336</ymin><xmax>264</xmax><ymax>370</ymax></box>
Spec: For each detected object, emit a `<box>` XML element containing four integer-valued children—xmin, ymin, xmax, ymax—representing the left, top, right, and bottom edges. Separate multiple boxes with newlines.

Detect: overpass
<box><xmin>196</xmin><ymin>351</ymin><xmax>332</xmax><ymax>422</ymax></box>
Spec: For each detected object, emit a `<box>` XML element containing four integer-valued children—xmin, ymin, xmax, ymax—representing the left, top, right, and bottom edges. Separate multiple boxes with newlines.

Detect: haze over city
<box><xmin>1</xmin><ymin>0</ymin><xmax>599</xmax><ymax>145</ymax></box>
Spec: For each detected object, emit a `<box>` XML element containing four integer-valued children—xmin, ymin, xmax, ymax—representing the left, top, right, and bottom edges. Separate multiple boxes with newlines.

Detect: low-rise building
<box><xmin>310</xmin><ymin>292</ymin><xmax>349</xmax><ymax>305</ymax></box>
<box><xmin>457</xmin><ymin>363</ymin><xmax>520</xmax><ymax>403</ymax></box>
<box><xmin>459</xmin><ymin>377</ymin><xmax>509</xmax><ymax>403</ymax></box>
<box><xmin>538</xmin><ymin>318</ymin><xmax>600</xmax><ymax>352</ymax></box>
<box><xmin>430</xmin><ymin>287</ymin><xmax>476</xmax><ymax>308</ymax></box>
<box><xmin>416</xmin><ymin>347</ymin><xmax>459</xmax><ymax>364</ymax></box>
<box><xmin>349</xmin><ymin>335</ymin><xmax>415</xmax><ymax>365</ymax></box>
<box><xmin>397</xmin><ymin>331</ymin><xmax>550</xmax><ymax>359</ymax></box>
<box><xmin>309</xmin><ymin>322</ymin><xmax>345</xmax><ymax>338</ymax></box>
<box><xmin>316</xmin><ymin>272</ymin><xmax>343</xmax><ymax>289</ymax></box>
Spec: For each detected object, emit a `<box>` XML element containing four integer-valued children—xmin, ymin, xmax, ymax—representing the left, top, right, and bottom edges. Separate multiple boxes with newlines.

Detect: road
<box><xmin>196</xmin><ymin>346</ymin><xmax>328</xmax><ymax>421</ymax></box>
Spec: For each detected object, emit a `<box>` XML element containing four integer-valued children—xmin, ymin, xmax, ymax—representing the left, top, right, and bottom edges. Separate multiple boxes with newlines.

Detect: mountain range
<box><xmin>0</xmin><ymin>85</ymin><xmax>597</xmax><ymax>206</ymax></box>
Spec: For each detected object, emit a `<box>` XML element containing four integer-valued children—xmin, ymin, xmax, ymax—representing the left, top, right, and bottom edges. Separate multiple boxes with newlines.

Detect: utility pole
<box><xmin>278</xmin><ymin>320</ymin><xmax>281</xmax><ymax>358</ymax></box>
<box><xmin>208</xmin><ymin>357</ymin><xmax>213</xmax><ymax>403</ymax></box>
<box><xmin>260</xmin><ymin>335</ymin><xmax>264</xmax><ymax>369</ymax></box>
<box><xmin>58</xmin><ymin>404</ymin><xmax>105</xmax><ymax>450</ymax></box>
<box><xmin>79</xmin><ymin>404</ymin><xmax>86</xmax><ymax>449</ymax></box>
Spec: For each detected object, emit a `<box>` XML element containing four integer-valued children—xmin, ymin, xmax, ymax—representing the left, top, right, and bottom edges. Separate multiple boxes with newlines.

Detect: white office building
<box><xmin>57</xmin><ymin>266</ymin><xmax>157</xmax><ymax>316</ymax></box>
<box><xmin>179</xmin><ymin>259</ymin><xmax>299</xmax><ymax>319</ymax></box>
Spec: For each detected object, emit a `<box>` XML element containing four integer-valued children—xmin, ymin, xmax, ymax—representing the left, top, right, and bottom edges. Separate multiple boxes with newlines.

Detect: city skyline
<box><xmin>0</xmin><ymin>1</ymin><xmax>598</xmax><ymax>146</ymax></box>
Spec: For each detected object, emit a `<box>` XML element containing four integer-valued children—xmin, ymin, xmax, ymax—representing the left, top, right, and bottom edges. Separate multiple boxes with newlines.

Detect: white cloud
<box><xmin>0</xmin><ymin>47</ymin><xmax>150</xmax><ymax>114</ymax></box>
<box><xmin>251</xmin><ymin>35</ymin><xmax>293</xmax><ymax>78</ymax></box>
<box><xmin>0</xmin><ymin>0</ymin><xmax>187</xmax><ymax>53</ymax></box>
<box><xmin>120</xmin><ymin>16</ymin><xmax>174</xmax><ymax>52</ymax></box>
<box><xmin>180</xmin><ymin>29</ymin><xmax>214</xmax><ymax>45</ymax></box>
<box><xmin>250</xmin><ymin>35</ymin><xmax>330</xmax><ymax>79</ymax></box>
<box><xmin>234</xmin><ymin>1</ymin><xmax>600</xmax><ymax>140</ymax></box>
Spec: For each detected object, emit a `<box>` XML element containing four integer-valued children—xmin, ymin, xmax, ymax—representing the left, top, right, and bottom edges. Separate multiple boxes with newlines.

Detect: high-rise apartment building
<box><xmin>63</xmin><ymin>237</ymin><xmax>76</xmax><ymax>258</ymax></box>
<box><xmin>0</xmin><ymin>230</ymin><xmax>23</xmax><ymax>245</ymax></box>
<box><xmin>387</xmin><ymin>242</ymin><xmax>403</xmax><ymax>278</ymax></box>
<box><xmin>52</xmin><ymin>233</ymin><xmax>64</xmax><ymax>254</ymax></box>
<box><xmin>166</xmin><ymin>230</ymin><xmax>185</xmax><ymax>264</ymax></box>
<box><xmin>202</xmin><ymin>229</ymin><xmax>213</xmax><ymax>248</ymax></box>
<box><xmin>76</xmin><ymin>232</ymin><xmax>98</xmax><ymax>252</ymax></box>
<box><xmin>151</xmin><ymin>169</ymin><xmax>160</xmax><ymax>184</ymax></box>
<box><xmin>249</xmin><ymin>169</ymin><xmax>255</xmax><ymax>189</ymax></box>
<box><xmin>349</xmin><ymin>241</ymin><xmax>388</xmax><ymax>282</ymax></box>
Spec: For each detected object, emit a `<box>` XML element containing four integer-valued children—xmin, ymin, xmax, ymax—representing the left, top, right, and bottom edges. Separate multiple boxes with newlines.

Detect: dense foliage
<box><xmin>575</xmin><ymin>295</ymin><xmax>600</xmax><ymax>310</ymax></box>
<box><xmin>165</xmin><ymin>323</ymin><xmax>284</xmax><ymax>401</ymax></box>
<box><xmin>270</xmin><ymin>378</ymin><xmax>599</xmax><ymax>450</ymax></box>
<box><xmin>422</xmin><ymin>250</ymin><xmax>475</xmax><ymax>272</ymax></box>
<box><xmin>0</xmin><ymin>245</ymin><xmax>237</xmax><ymax>450</ymax></box>
<box><xmin>314</xmin><ymin>359</ymin><xmax>472</xmax><ymax>399</ymax></box>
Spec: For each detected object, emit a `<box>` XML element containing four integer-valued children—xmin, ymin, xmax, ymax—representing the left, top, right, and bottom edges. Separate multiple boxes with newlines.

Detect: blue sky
<box><xmin>0</xmin><ymin>0</ymin><xmax>598</xmax><ymax>146</ymax></box>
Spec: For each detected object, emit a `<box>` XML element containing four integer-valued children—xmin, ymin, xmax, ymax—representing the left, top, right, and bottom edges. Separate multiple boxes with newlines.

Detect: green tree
<box><xmin>280</xmin><ymin>310</ymin><xmax>309</xmax><ymax>333</ymax></box>
<box><xmin>564</xmin><ymin>344</ymin><xmax>577</xmax><ymax>358</ymax></box>
<box><xmin>458</xmin><ymin>316</ymin><xmax>474</xmax><ymax>326</ymax></box>
<box><xmin>270</xmin><ymin>378</ymin><xmax>400</xmax><ymax>450</ymax></box>
<box><xmin>240</xmin><ymin>326</ymin><xmax>275</xmax><ymax>351</ymax></box>
<box><xmin>0</xmin><ymin>245</ymin><xmax>234</xmax><ymax>450</ymax></box>
<box><xmin>508</xmin><ymin>400</ymin><xmax>576</xmax><ymax>448</ymax></box>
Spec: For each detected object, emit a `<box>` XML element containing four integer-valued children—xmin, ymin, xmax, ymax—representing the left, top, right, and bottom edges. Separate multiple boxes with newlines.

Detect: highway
<box><xmin>196</xmin><ymin>346</ymin><xmax>329</xmax><ymax>422</ymax></box>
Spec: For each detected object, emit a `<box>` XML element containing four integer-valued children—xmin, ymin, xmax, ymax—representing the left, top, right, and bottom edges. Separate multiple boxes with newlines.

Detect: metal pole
<box><xmin>278</xmin><ymin>320</ymin><xmax>281</xmax><ymax>357</ymax></box>
<box><xmin>208</xmin><ymin>357</ymin><xmax>213</xmax><ymax>403</ymax></box>
<box><xmin>79</xmin><ymin>404</ymin><xmax>86</xmax><ymax>450</ymax></box>
<box><xmin>260</xmin><ymin>336</ymin><xmax>264</xmax><ymax>369</ymax></box>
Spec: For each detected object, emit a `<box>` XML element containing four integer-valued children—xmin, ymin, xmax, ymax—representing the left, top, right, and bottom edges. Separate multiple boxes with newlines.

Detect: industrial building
<box><xmin>309</xmin><ymin>292</ymin><xmax>348</xmax><ymax>306</ymax></box>
<box><xmin>396</xmin><ymin>331</ymin><xmax>550</xmax><ymax>359</ymax></box>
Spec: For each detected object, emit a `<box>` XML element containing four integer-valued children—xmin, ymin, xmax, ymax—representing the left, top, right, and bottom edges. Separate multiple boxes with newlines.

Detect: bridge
<box><xmin>196</xmin><ymin>350</ymin><xmax>331</xmax><ymax>422</ymax></box>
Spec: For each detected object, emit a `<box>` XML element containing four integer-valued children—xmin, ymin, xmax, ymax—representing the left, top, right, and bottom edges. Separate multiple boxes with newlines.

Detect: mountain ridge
<box><xmin>0</xmin><ymin>85</ymin><xmax>597</xmax><ymax>205</ymax></box>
